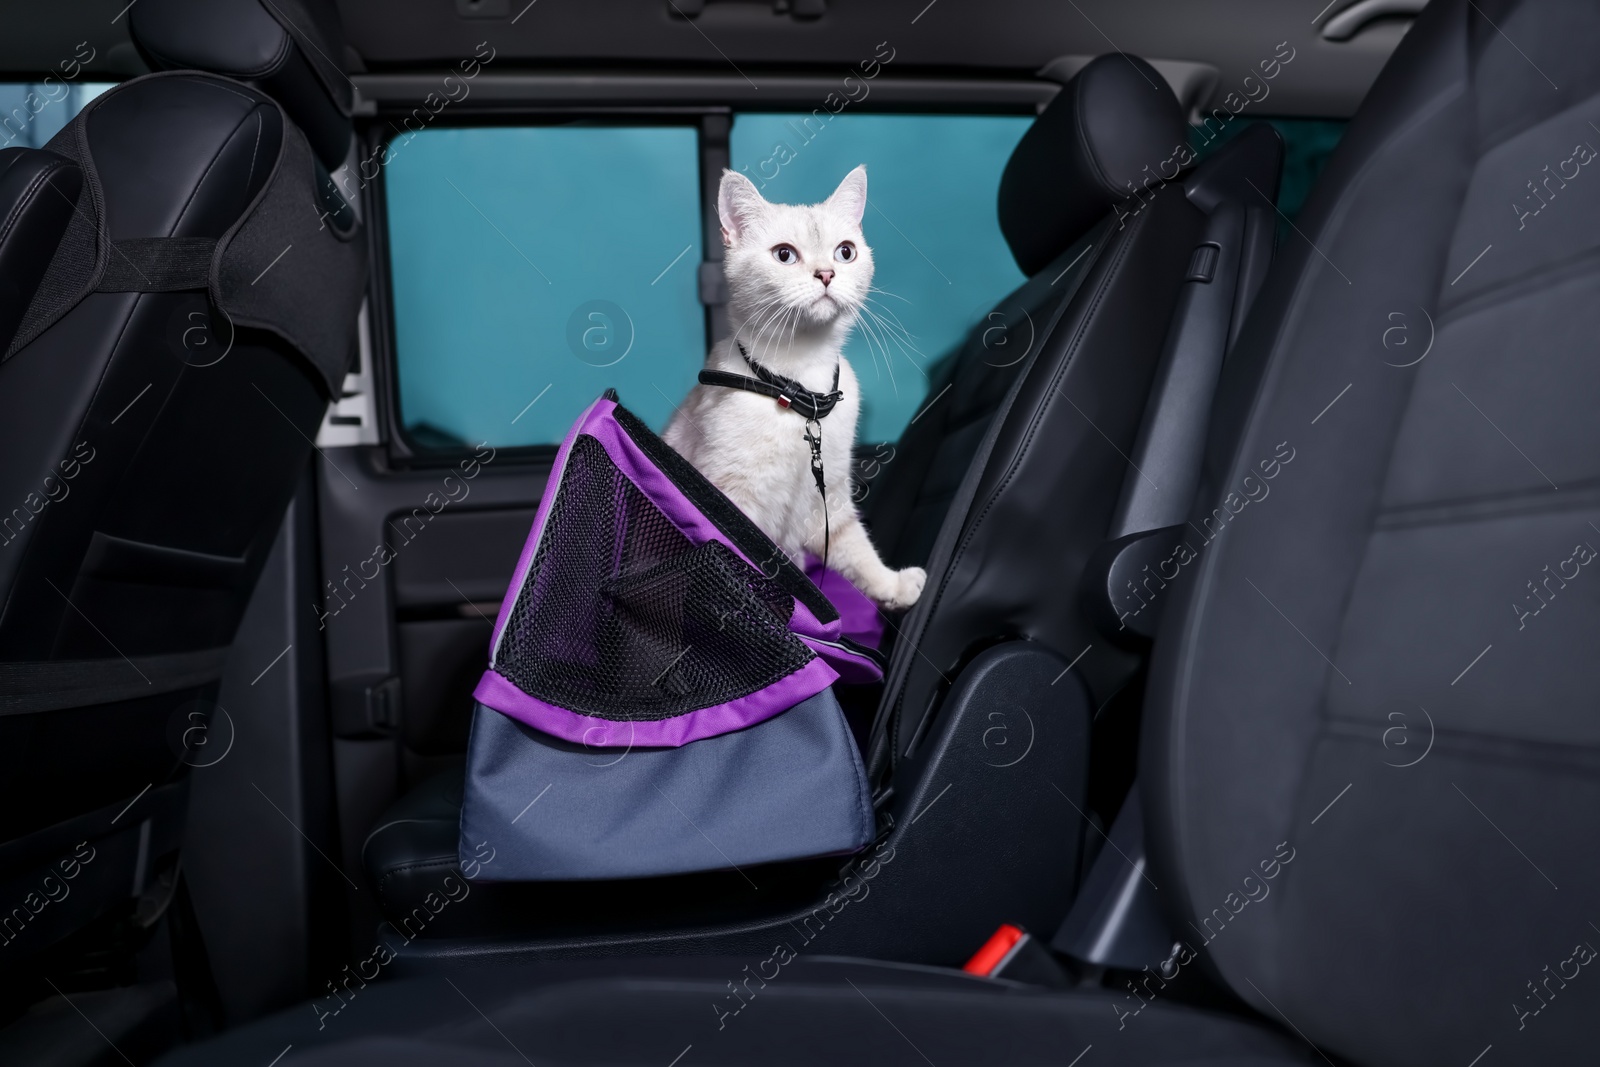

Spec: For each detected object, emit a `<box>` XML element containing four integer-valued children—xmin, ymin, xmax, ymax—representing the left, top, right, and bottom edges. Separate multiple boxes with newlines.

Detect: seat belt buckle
<box><xmin>962</xmin><ymin>923</ymin><xmax>1071</xmax><ymax>986</ymax></box>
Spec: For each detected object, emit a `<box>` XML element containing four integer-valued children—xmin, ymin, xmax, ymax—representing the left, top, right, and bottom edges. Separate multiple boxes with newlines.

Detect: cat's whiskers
<box><xmin>851</xmin><ymin>307</ymin><xmax>899</xmax><ymax>396</ymax></box>
<box><xmin>747</xmin><ymin>306</ymin><xmax>780</xmax><ymax>362</ymax></box>
<box><xmin>866</xmin><ymin>285</ymin><xmax>914</xmax><ymax>305</ymax></box>
<box><xmin>730</xmin><ymin>295</ymin><xmax>787</xmax><ymax>347</ymax></box>
<box><xmin>782</xmin><ymin>304</ymin><xmax>803</xmax><ymax>364</ymax></box>
<box><xmin>734</xmin><ymin>298</ymin><xmax>792</xmax><ymax>363</ymax></box>
<box><xmin>747</xmin><ymin>302</ymin><xmax>796</xmax><ymax>365</ymax></box>
<box><xmin>860</xmin><ymin>302</ymin><xmax>924</xmax><ymax>373</ymax></box>
<box><xmin>745</xmin><ymin>307</ymin><xmax>788</xmax><ymax>367</ymax></box>
<box><xmin>860</xmin><ymin>285</ymin><xmax>920</xmax><ymax>369</ymax></box>
<box><xmin>858</xmin><ymin>316</ymin><xmax>912</xmax><ymax>373</ymax></box>
<box><xmin>862</xmin><ymin>299</ymin><xmax>920</xmax><ymax>355</ymax></box>
<box><xmin>849</xmin><ymin>298</ymin><xmax>929</xmax><ymax>399</ymax></box>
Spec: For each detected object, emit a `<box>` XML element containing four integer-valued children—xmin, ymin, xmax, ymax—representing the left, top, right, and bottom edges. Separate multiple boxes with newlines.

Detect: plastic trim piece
<box><xmin>1051</xmin><ymin>791</ymin><xmax>1174</xmax><ymax>970</ymax></box>
<box><xmin>1320</xmin><ymin>0</ymin><xmax>1426</xmax><ymax>42</ymax></box>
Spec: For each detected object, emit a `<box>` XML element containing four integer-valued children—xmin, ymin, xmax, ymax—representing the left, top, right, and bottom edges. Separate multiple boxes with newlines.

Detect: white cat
<box><xmin>664</xmin><ymin>166</ymin><xmax>926</xmax><ymax>612</ymax></box>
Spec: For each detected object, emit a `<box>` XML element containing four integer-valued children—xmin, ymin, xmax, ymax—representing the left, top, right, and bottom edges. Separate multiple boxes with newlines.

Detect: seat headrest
<box><xmin>999</xmin><ymin>54</ymin><xmax>1187</xmax><ymax>276</ymax></box>
<box><xmin>129</xmin><ymin>0</ymin><xmax>354</xmax><ymax>170</ymax></box>
<box><xmin>0</xmin><ymin>148</ymin><xmax>82</xmax><ymax>355</ymax></box>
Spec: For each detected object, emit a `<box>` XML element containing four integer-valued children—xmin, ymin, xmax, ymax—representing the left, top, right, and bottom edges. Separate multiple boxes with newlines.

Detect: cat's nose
<box><xmin>815</xmin><ymin>269</ymin><xmax>834</xmax><ymax>287</ymax></box>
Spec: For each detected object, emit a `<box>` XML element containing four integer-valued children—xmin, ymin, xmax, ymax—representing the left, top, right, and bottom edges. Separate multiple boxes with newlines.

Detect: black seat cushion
<box><xmin>874</xmin><ymin>175</ymin><xmax>1206</xmax><ymax>771</ymax></box>
<box><xmin>156</xmin><ymin>956</ymin><xmax>1315</xmax><ymax>1067</ymax></box>
<box><xmin>362</xmin><ymin>766</ymin><xmax>464</xmax><ymax>922</ymax></box>
<box><xmin>1000</xmin><ymin>53</ymin><xmax>1188</xmax><ymax>277</ymax></box>
<box><xmin>858</xmin><ymin>57</ymin><xmax>1211</xmax><ymax>768</ymax></box>
<box><xmin>0</xmin><ymin>148</ymin><xmax>80</xmax><ymax>354</ymax></box>
<box><xmin>131</xmin><ymin>0</ymin><xmax>354</xmax><ymax>169</ymax></box>
<box><xmin>864</xmin><ymin>53</ymin><xmax>1187</xmax><ymax>568</ymax></box>
<box><xmin>0</xmin><ymin>0</ymin><xmax>365</xmax><ymax>968</ymax></box>
<box><xmin>0</xmin><ymin>76</ymin><xmax>325</xmax><ymax>860</ymax></box>
<box><xmin>0</xmin><ymin>76</ymin><xmax>313</xmax><ymax>661</ymax></box>
<box><xmin>1137</xmin><ymin>0</ymin><xmax>1600</xmax><ymax>1063</ymax></box>
<box><xmin>866</xmin><ymin>233</ymin><xmax>1104</xmax><ymax>572</ymax></box>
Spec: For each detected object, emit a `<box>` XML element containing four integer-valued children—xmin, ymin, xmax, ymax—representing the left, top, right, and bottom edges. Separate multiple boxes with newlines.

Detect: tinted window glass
<box><xmin>729</xmin><ymin>113</ymin><xmax>1031</xmax><ymax>442</ymax></box>
<box><xmin>0</xmin><ymin>82</ymin><xmax>115</xmax><ymax>149</ymax></box>
<box><xmin>386</xmin><ymin>125</ymin><xmax>705</xmax><ymax>450</ymax></box>
<box><xmin>1193</xmin><ymin>117</ymin><xmax>1346</xmax><ymax>227</ymax></box>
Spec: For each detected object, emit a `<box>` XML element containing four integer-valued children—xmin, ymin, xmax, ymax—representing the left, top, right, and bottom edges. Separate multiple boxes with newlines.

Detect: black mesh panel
<box><xmin>494</xmin><ymin>434</ymin><xmax>814</xmax><ymax>722</ymax></box>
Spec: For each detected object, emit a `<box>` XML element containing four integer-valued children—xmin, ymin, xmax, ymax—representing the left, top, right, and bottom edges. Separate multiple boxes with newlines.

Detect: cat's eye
<box><xmin>771</xmin><ymin>245</ymin><xmax>799</xmax><ymax>265</ymax></box>
<box><xmin>834</xmin><ymin>242</ymin><xmax>856</xmax><ymax>263</ymax></box>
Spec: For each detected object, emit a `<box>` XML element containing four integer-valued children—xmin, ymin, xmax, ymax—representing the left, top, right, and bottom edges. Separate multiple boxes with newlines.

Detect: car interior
<box><xmin>0</xmin><ymin>0</ymin><xmax>1595</xmax><ymax>1063</ymax></box>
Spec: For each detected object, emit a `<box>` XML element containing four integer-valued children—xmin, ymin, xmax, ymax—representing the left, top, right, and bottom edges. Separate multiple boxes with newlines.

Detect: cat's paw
<box><xmin>878</xmin><ymin>566</ymin><xmax>926</xmax><ymax>612</ymax></box>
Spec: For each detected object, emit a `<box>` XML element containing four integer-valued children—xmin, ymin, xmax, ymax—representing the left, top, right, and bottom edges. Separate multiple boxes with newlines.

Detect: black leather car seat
<box><xmin>0</xmin><ymin>0</ymin><xmax>365</xmax><ymax>981</ymax></box>
<box><xmin>862</xmin><ymin>70</ymin><xmax>1279</xmax><ymax>781</ymax></box>
<box><xmin>156</xmin><ymin>0</ymin><xmax>1600</xmax><ymax>1064</ymax></box>
<box><xmin>358</xmin><ymin>55</ymin><xmax>1280</xmax><ymax>949</ymax></box>
<box><xmin>862</xmin><ymin>54</ymin><xmax>1253</xmax><ymax>574</ymax></box>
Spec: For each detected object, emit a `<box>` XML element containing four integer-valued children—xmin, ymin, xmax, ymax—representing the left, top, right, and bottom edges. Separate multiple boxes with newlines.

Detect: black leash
<box><xmin>698</xmin><ymin>342</ymin><xmax>843</xmax><ymax>572</ymax></box>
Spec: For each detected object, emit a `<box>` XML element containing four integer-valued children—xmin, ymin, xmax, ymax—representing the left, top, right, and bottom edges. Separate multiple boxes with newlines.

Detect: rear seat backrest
<box><xmin>0</xmin><ymin>150</ymin><xmax>81</xmax><ymax>355</ymax></box>
<box><xmin>0</xmin><ymin>0</ymin><xmax>365</xmax><ymax>964</ymax></box>
<box><xmin>866</xmin><ymin>54</ymin><xmax>1193</xmax><ymax>570</ymax></box>
<box><xmin>866</xmin><ymin>55</ymin><xmax>1206</xmax><ymax>775</ymax></box>
<box><xmin>1142</xmin><ymin>1</ymin><xmax>1600</xmax><ymax>1060</ymax></box>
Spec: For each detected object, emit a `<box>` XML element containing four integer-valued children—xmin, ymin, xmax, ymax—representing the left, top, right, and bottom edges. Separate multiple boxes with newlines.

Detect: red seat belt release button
<box><xmin>962</xmin><ymin>923</ymin><xmax>1027</xmax><ymax>977</ymax></box>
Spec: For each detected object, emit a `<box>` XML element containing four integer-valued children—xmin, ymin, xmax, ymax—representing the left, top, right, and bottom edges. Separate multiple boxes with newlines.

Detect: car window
<box><xmin>0</xmin><ymin>81</ymin><xmax>115</xmax><ymax>149</ymax></box>
<box><xmin>1193</xmin><ymin>117</ymin><xmax>1346</xmax><ymax>227</ymax></box>
<box><xmin>730</xmin><ymin>113</ymin><xmax>1032</xmax><ymax>443</ymax></box>
<box><xmin>385</xmin><ymin>124</ymin><xmax>705</xmax><ymax>451</ymax></box>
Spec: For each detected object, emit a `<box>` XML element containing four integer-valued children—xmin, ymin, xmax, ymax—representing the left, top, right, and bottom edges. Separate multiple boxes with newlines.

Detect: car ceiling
<box><xmin>1</xmin><ymin>0</ymin><xmax>1411</xmax><ymax>117</ymax></box>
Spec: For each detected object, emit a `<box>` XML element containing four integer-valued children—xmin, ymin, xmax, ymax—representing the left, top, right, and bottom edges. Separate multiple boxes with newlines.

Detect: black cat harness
<box><xmin>698</xmin><ymin>342</ymin><xmax>844</xmax><ymax>570</ymax></box>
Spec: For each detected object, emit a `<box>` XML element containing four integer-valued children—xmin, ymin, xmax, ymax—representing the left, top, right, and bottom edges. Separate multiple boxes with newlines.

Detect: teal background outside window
<box><xmin>1192</xmin><ymin>117</ymin><xmax>1346</xmax><ymax>231</ymax></box>
<box><xmin>0</xmin><ymin>82</ymin><xmax>115</xmax><ymax>150</ymax></box>
<box><xmin>386</xmin><ymin>125</ymin><xmax>705</xmax><ymax>449</ymax></box>
<box><xmin>730</xmin><ymin>113</ymin><xmax>1031</xmax><ymax>442</ymax></box>
<box><xmin>385</xmin><ymin>115</ymin><xmax>1034</xmax><ymax>450</ymax></box>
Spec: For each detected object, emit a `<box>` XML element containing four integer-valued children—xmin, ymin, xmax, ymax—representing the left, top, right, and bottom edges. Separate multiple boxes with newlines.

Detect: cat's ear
<box><xmin>825</xmin><ymin>165</ymin><xmax>868</xmax><ymax>226</ymax></box>
<box><xmin>718</xmin><ymin>170</ymin><xmax>768</xmax><ymax>246</ymax></box>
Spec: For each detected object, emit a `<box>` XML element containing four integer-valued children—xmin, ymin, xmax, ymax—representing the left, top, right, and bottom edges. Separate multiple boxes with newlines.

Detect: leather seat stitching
<box><xmin>0</xmin><ymin>160</ymin><xmax>66</xmax><ymax>251</ymax></box>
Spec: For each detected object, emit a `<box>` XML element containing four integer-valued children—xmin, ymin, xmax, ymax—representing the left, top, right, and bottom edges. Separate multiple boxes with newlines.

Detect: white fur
<box><xmin>664</xmin><ymin>166</ymin><xmax>926</xmax><ymax>611</ymax></box>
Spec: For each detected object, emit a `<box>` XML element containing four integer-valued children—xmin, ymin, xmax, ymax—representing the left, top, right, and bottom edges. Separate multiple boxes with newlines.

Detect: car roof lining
<box><xmin>3</xmin><ymin>0</ymin><xmax>1410</xmax><ymax>119</ymax></box>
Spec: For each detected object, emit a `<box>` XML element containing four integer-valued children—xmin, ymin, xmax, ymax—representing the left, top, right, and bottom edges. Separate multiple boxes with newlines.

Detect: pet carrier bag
<box><xmin>459</xmin><ymin>391</ymin><xmax>883</xmax><ymax>881</ymax></box>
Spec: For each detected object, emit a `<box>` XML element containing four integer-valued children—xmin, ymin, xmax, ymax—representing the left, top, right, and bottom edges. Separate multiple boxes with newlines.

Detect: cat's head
<box><xmin>718</xmin><ymin>165</ymin><xmax>874</xmax><ymax>341</ymax></box>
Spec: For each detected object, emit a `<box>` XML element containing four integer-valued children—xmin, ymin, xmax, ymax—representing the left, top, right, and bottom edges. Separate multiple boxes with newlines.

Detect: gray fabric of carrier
<box><xmin>459</xmin><ymin>689</ymin><xmax>874</xmax><ymax>881</ymax></box>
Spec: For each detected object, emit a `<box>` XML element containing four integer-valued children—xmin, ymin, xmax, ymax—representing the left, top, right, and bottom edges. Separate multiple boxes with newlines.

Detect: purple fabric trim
<box><xmin>798</xmin><ymin>558</ymin><xmax>884</xmax><ymax>684</ymax></box>
<box><xmin>786</xmin><ymin>592</ymin><xmax>836</xmax><ymax>644</ymax></box>
<box><xmin>805</xmin><ymin>556</ymin><xmax>885</xmax><ymax>651</ymax></box>
<box><xmin>804</xmin><ymin>638</ymin><xmax>883</xmax><ymax>685</ymax></box>
<box><xmin>487</xmin><ymin>395</ymin><xmax>611</xmax><ymax>655</ymax></box>
<box><xmin>485</xmin><ymin>394</ymin><xmax>873</xmax><ymax>742</ymax></box>
<box><xmin>473</xmin><ymin>657</ymin><xmax>839</xmax><ymax>748</ymax></box>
